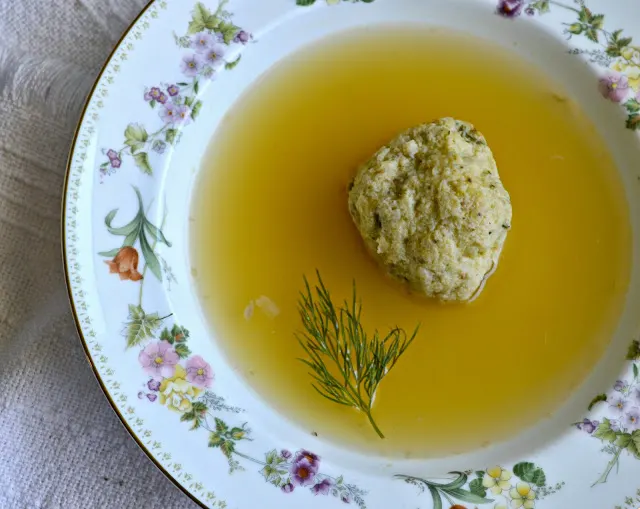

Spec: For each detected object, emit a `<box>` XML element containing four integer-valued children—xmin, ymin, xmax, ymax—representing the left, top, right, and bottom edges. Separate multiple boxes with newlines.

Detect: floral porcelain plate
<box><xmin>63</xmin><ymin>0</ymin><xmax>640</xmax><ymax>507</ymax></box>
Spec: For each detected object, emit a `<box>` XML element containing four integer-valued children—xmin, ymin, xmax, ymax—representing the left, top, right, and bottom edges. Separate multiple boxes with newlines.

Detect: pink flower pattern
<box><xmin>598</xmin><ymin>73</ymin><xmax>630</xmax><ymax>103</ymax></box>
<box><xmin>290</xmin><ymin>458</ymin><xmax>318</xmax><ymax>487</ymax></box>
<box><xmin>138</xmin><ymin>340</ymin><xmax>179</xmax><ymax>378</ymax></box>
<box><xmin>311</xmin><ymin>478</ymin><xmax>334</xmax><ymax>496</ymax></box>
<box><xmin>185</xmin><ymin>355</ymin><xmax>214</xmax><ymax>388</ymax></box>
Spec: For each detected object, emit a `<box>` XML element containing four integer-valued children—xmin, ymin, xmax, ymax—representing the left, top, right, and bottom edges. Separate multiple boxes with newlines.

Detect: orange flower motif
<box><xmin>105</xmin><ymin>246</ymin><xmax>143</xmax><ymax>281</ymax></box>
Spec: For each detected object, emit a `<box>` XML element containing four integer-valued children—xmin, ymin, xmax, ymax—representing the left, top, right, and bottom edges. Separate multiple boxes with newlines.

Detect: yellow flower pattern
<box><xmin>509</xmin><ymin>482</ymin><xmax>536</xmax><ymax>509</ymax></box>
<box><xmin>612</xmin><ymin>47</ymin><xmax>640</xmax><ymax>91</ymax></box>
<box><xmin>159</xmin><ymin>365</ymin><xmax>202</xmax><ymax>412</ymax></box>
<box><xmin>483</xmin><ymin>466</ymin><xmax>513</xmax><ymax>494</ymax></box>
<box><xmin>398</xmin><ymin>461</ymin><xmax>562</xmax><ymax>508</ymax></box>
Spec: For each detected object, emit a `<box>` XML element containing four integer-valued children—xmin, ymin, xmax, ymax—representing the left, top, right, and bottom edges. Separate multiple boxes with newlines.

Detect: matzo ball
<box><xmin>348</xmin><ymin>118</ymin><xmax>512</xmax><ymax>302</ymax></box>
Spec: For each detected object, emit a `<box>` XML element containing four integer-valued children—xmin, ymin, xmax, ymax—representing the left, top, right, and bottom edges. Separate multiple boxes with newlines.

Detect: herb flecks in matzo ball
<box><xmin>348</xmin><ymin>118</ymin><xmax>512</xmax><ymax>302</ymax></box>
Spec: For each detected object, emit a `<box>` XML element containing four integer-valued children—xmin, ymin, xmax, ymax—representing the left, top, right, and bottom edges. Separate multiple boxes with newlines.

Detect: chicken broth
<box><xmin>191</xmin><ymin>27</ymin><xmax>630</xmax><ymax>457</ymax></box>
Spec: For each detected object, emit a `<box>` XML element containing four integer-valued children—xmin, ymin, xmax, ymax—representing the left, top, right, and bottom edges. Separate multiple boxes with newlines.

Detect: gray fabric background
<box><xmin>0</xmin><ymin>1</ymin><xmax>197</xmax><ymax>507</ymax></box>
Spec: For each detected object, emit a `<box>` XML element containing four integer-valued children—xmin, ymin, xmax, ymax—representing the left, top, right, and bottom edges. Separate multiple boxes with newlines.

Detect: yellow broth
<box><xmin>191</xmin><ymin>27</ymin><xmax>631</xmax><ymax>457</ymax></box>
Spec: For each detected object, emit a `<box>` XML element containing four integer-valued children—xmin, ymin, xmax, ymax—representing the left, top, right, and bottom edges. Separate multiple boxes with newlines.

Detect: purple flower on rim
<box><xmin>110</xmin><ymin>157</ymin><xmax>122</xmax><ymax>169</ymax></box>
<box><xmin>157</xmin><ymin>92</ymin><xmax>168</xmax><ymax>105</ymax></box>
<box><xmin>106</xmin><ymin>149</ymin><xmax>118</xmax><ymax>161</ymax></box>
<box><xmin>280</xmin><ymin>449</ymin><xmax>292</xmax><ymax>459</ymax></box>
<box><xmin>293</xmin><ymin>450</ymin><xmax>320</xmax><ymax>469</ymax></box>
<box><xmin>290</xmin><ymin>459</ymin><xmax>317</xmax><ymax>486</ymax></box>
<box><xmin>167</xmin><ymin>84</ymin><xmax>180</xmax><ymax>97</ymax></box>
<box><xmin>191</xmin><ymin>32</ymin><xmax>215</xmax><ymax>53</ymax></box>
<box><xmin>599</xmin><ymin>74</ymin><xmax>630</xmax><ymax>103</ymax></box>
<box><xmin>152</xmin><ymin>140</ymin><xmax>167</xmax><ymax>154</ymax></box>
<box><xmin>625</xmin><ymin>407</ymin><xmax>640</xmax><ymax>430</ymax></box>
<box><xmin>614</xmin><ymin>379</ymin><xmax>629</xmax><ymax>392</ymax></box>
<box><xmin>496</xmin><ymin>0</ymin><xmax>524</xmax><ymax>17</ymax></box>
<box><xmin>281</xmin><ymin>483</ymin><xmax>294</xmax><ymax>493</ymax></box>
<box><xmin>610</xmin><ymin>396</ymin><xmax>629</xmax><ymax>414</ymax></box>
<box><xmin>311</xmin><ymin>478</ymin><xmax>334</xmax><ymax>496</ymax></box>
<box><xmin>180</xmin><ymin>53</ymin><xmax>204</xmax><ymax>77</ymax></box>
<box><xmin>234</xmin><ymin>30</ymin><xmax>252</xmax><ymax>44</ymax></box>
<box><xmin>144</xmin><ymin>91</ymin><xmax>153</xmax><ymax>101</ymax></box>
<box><xmin>160</xmin><ymin>103</ymin><xmax>179</xmax><ymax>124</ymax></box>
<box><xmin>149</xmin><ymin>87</ymin><xmax>162</xmax><ymax>100</ymax></box>
<box><xmin>174</xmin><ymin>105</ymin><xmax>193</xmax><ymax>125</ymax></box>
<box><xmin>203</xmin><ymin>43</ymin><xmax>226</xmax><ymax>66</ymax></box>
<box><xmin>137</xmin><ymin>391</ymin><xmax>145</xmax><ymax>399</ymax></box>
<box><xmin>610</xmin><ymin>419</ymin><xmax>621</xmax><ymax>432</ymax></box>
<box><xmin>138</xmin><ymin>340</ymin><xmax>179</xmax><ymax>378</ymax></box>
<box><xmin>147</xmin><ymin>379</ymin><xmax>161</xmax><ymax>392</ymax></box>
<box><xmin>185</xmin><ymin>355</ymin><xmax>214</xmax><ymax>388</ymax></box>
<box><xmin>146</xmin><ymin>393</ymin><xmax>158</xmax><ymax>402</ymax></box>
<box><xmin>576</xmin><ymin>418</ymin><xmax>598</xmax><ymax>434</ymax></box>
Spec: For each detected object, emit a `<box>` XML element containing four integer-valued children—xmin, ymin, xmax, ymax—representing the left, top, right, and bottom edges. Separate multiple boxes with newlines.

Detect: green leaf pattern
<box><xmin>123</xmin><ymin>304</ymin><xmax>162</xmax><ymax>348</ymax></box>
<box><xmin>588</xmin><ymin>393</ymin><xmax>608</xmax><ymax>411</ymax></box>
<box><xmin>133</xmin><ymin>152</ymin><xmax>153</xmax><ymax>175</ymax></box>
<box><xmin>397</xmin><ymin>464</ymin><xmax>560</xmax><ymax>508</ymax></box>
<box><xmin>98</xmin><ymin>186</ymin><xmax>170</xmax><ymax>282</ymax></box>
<box><xmin>513</xmin><ymin>462</ymin><xmax>546</xmax><ymax>487</ymax></box>
<box><xmin>124</xmin><ymin>123</ymin><xmax>149</xmax><ymax>154</ymax></box>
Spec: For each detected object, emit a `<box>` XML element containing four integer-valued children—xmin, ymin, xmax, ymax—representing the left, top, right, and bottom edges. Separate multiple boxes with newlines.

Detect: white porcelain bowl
<box><xmin>63</xmin><ymin>1</ymin><xmax>640</xmax><ymax>507</ymax></box>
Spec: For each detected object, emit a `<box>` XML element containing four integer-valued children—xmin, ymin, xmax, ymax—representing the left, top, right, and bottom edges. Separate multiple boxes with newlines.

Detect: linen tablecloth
<box><xmin>0</xmin><ymin>1</ymin><xmax>196</xmax><ymax>507</ymax></box>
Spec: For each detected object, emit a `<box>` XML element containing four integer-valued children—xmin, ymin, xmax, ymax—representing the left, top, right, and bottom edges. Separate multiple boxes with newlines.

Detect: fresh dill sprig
<box><xmin>296</xmin><ymin>271</ymin><xmax>419</xmax><ymax>439</ymax></box>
